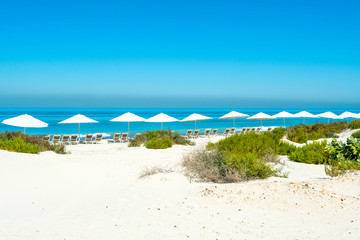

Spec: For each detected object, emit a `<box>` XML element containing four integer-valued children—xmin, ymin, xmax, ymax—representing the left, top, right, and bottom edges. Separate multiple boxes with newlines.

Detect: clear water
<box><xmin>0</xmin><ymin>108</ymin><xmax>359</xmax><ymax>137</ymax></box>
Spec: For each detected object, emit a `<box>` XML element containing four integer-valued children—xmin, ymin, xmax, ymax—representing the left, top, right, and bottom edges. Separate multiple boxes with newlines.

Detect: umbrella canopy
<box><xmin>317</xmin><ymin>111</ymin><xmax>341</xmax><ymax>123</ymax></box>
<box><xmin>1</xmin><ymin>114</ymin><xmax>48</xmax><ymax>133</ymax></box>
<box><xmin>59</xmin><ymin>114</ymin><xmax>99</xmax><ymax>139</ymax></box>
<box><xmin>180</xmin><ymin>113</ymin><xmax>212</xmax><ymax>129</ymax></box>
<box><xmin>339</xmin><ymin>111</ymin><xmax>358</xmax><ymax>122</ymax></box>
<box><xmin>219</xmin><ymin>111</ymin><xmax>249</xmax><ymax>128</ymax></box>
<box><xmin>110</xmin><ymin>112</ymin><xmax>146</xmax><ymax>134</ymax></box>
<box><xmin>247</xmin><ymin>112</ymin><xmax>275</xmax><ymax>127</ymax></box>
<box><xmin>145</xmin><ymin>113</ymin><xmax>179</xmax><ymax>130</ymax></box>
<box><xmin>272</xmin><ymin>111</ymin><xmax>295</xmax><ymax>127</ymax></box>
<box><xmin>293</xmin><ymin>111</ymin><xmax>318</xmax><ymax>124</ymax></box>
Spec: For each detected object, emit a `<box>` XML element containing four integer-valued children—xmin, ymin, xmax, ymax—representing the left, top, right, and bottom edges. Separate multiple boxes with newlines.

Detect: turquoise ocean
<box><xmin>0</xmin><ymin>108</ymin><xmax>359</xmax><ymax>137</ymax></box>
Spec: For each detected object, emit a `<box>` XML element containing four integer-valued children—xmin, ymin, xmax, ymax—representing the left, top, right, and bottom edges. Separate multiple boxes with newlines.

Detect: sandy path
<box><xmin>0</xmin><ymin>136</ymin><xmax>359</xmax><ymax>240</ymax></box>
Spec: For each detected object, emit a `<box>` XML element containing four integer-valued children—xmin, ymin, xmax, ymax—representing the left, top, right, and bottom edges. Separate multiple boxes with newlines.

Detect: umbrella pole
<box><xmin>233</xmin><ymin>118</ymin><xmax>235</xmax><ymax>128</ymax></box>
<box><xmin>128</xmin><ymin>121</ymin><xmax>130</xmax><ymax>136</ymax></box>
<box><xmin>195</xmin><ymin>120</ymin><xmax>197</xmax><ymax>129</ymax></box>
<box><xmin>303</xmin><ymin>117</ymin><xmax>305</xmax><ymax>124</ymax></box>
<box><xmin>161</xmin><ymin>122</ymin><xmax>163</xmax><ymax>130</ymax></box>
<box><xmin>261</xmin><ymin>119</ymin><xmax>262</xmax><ymax>127</ymax></box>
<box><xmin>78</xmin><ymin>123</ymin><xmax>81</xmax><ymax>140</ymax></box>
<box><xmin>24</xmin><ymin>127</ymin><xmax>26</xmax><ymax>134</ymax></box>
<box><xmin>283</xmin><ymin>117</ymin><xmax>285</xmax><ymax>128</ymax></box>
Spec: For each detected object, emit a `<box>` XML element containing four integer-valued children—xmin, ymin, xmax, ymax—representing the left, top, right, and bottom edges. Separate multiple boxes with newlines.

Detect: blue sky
<box><xmin>0</xmin><ymin>0</ymin><xmax>359</xmax><ymax>108</ymax></box>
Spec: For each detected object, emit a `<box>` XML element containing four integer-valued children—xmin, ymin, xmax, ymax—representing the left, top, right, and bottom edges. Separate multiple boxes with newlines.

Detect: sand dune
<box><xmin>0</xmin><ymin>136</ymin><xmax>359</xmax><ymax>239</ymax></box>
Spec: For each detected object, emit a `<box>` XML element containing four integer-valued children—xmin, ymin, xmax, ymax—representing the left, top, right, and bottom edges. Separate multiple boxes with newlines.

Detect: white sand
<box><xmin>0</xmin><ymin>136</ymin><xmax>359</xmax><ymax>240</ymax></box>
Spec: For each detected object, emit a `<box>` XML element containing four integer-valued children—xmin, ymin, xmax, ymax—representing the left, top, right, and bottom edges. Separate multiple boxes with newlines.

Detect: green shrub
<box><xmin>128</xmin><ymin>129</ymin><xmax>193</xmax><ymax>149</ymax></box>
<box><xmin>351</xmin><ymin>131</ymin><xmax>360</xmax><ymax>139</ymax></box>
<box><xmin>0</xmin><ymin>137</ymin><xmax>39</xmax><ymax>154</ymax></box>
<box><xmin>145</xmin><ymin>138</ymin><xmax>173</xmax><ymax>149</ymax></box>
<box><xmin>349</xmin><ymin>120</ymin><xmax>360</xmax><ymax>130</ymax></box>
<box><xmin>187</xmin><ymin>129</ymin><xmax>289</xmax><ymax>182</ymax></box>
<box><xmin>289</xmin><ymin>141</ymin><xmax>328</xmax><ymax>164</ymax></box>
<box><xmin>0</xmin><ymin>131</ymin><xmax>66</xmax><ymax>154</ymax></box>
<box><xmin>182</xmin><ymin>149</ymin><xmax>244</xmax><ymax>183</ymax></box>
<box><xmin>287</xmin><ymin>122</ymin><xmax>348</xmax><ymax>143</ymax></box>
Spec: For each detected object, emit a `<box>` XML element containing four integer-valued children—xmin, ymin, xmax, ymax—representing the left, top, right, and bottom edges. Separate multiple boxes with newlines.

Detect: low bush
<box><xmin>145</xmin><ymin>138</ymin><xmax>173</xmax><ymax>149</ymax></box>
<box><xmin>129</xmin><ymin>129</ymin><xmax>193</xmax><ymax>149</ymax></box>
<box><xmin>0</xmin><ymin>137</ymin><xmax>39</xmax><ymax>154</ymax></box>
<box><xmin>351</xmin><ymin>131</ymin><xmax>360</xmax><ymax>139</ymax></box>
<box><xmin>0</xmin><ymin>131</ymin><xmax>66</xmax><ymax>154</ymax></box>
<box><xmin>183</xmin><ymin>149</ymin><xmax>243</xmax><ymax>183</ymax></box>
<box><xmin>349</xmin><ymin>120</ymin><xmax>360</xmax><ymax>130</ymax></box>
<box><xmin>288</xmin><ymin>141</ymin><xmax>328</xmax><ymax>164</ymax></box>
<box><xmin>325</xmin><ymin>138</ymin><xmax>360</xmax><ymax>176</ymax></box>
<box><xmin>287</xmin><ymin>122</ymin><xmax>348</xmax><ymax>143</ymax></box>
<box><xmin>184</xmin><ymin>128</ymin><xmax>288</xmax><ymax>182</ymax></box>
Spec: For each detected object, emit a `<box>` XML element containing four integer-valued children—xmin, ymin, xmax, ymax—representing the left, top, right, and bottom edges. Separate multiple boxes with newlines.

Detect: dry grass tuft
<box><xmin>139</xmin><ymin>166</ymin><xmax>167</xmax><ymax>178</ymax></box>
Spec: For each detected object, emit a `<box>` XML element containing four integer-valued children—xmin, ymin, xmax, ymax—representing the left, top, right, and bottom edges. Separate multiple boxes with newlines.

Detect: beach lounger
<box><xmin>81</xmin><ymin>134</ymin><xmax>93</xmax><ymax>144</ymax></box>
<box><xmin>240</xmin><ymin>128</ymin><xmax>247</xmax><ymax>134</ymax></box>
<box><xmin>42</xmin><ymin>135</ymin><xmax>50</xmax><ymax>142</ymax></box>
<box><xmin>70</xmin><ymin>135</ymin><xmax>78</xmax><ymax>144</ymax></box>
<box><xmin>185</xmin><ymin>130</ymin><xmax>193</xmax><ymax>139</ymax></box>
<box><xmin>222</xmin><ymin>128</ymin><xmax>230</xmax><ymax>136</ymax></box>
<box><xmin>267</xmin><ymin>127</ymin><xmax>273</xmax><ymax>132</ymax></box>
<box><xmin>120</xmin><ymin>133</ymin><xmax>128</xmax><ymax>142</ymax></box>
<box><xmin>250</xmin><ymin>128</ymin><xmax>256</xmax><ymax>132</ymax></box>
<box><xmin>61</xmin><ymin>135</ymin><xmax>70</xmax><ymax>145</ymax></box>
<box><xmin>52</xmin><ymin>135</ymin><xmax>61</xmax><ymax>144</ymax></box>
<box><xmin>108</xmin><ymin>133</ymin><xmax>121</xmax><ymax>143</ymax></box>
<box><xmin>93</xmin><ymin>134</ymin><xmax>103</xmax><ymax>144</ymax></box>
<box><xmin>202</xmin><ymin>128</ymin><xmax>211</xmax><ymax>137</ymax></box>
<box><xmin>229</xmin><ymin>128</ymin><xmax>236</xmax><ymax>135</ymax></box>
<box><xmin>255</xmin><ymin>127</ymin><xmax>261</xmax><ymax>134</ymax></box>
<box><xmin>192</xmin><ymin>129</ymin><xmax>200</xmax><ymax>138</ymax></box>
<box><xmin>210</xmin><ymin>129</ymin><xmax>218</xmax><ymax>136</ymax></box>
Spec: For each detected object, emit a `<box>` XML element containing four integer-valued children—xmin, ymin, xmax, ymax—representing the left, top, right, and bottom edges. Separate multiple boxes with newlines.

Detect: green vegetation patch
<box><xmin>351</xmin><ymin>131</ymin><xmax>360</xmax><ymax>139</ymax></box>
<box><xmin>183</xmin><ymin>128</ymin><xmax>291</xmax><ymax>182</ymax></box>
<box><xmin>0</xmin><ymin>131</ymin><xmax>66</xmax><ymax>154</ymax></box>
<box><xmin>129</xmin><ymin>130</ymin><xmax>194</xmax><ymax>149</ymax></box>
<box><xmin>287</xmin><ymin>122</ymin><xmax>348</xmax><ymax>144</ymax></box>
<box><xmin>289</xmin><ymin>141</ymin><xmax>329</xmax><ymax>164</ymax></box>
<box><xmin>349</xmin><ymin>120</ymin><xmax>360</xmax><ymax>130</ymax></box>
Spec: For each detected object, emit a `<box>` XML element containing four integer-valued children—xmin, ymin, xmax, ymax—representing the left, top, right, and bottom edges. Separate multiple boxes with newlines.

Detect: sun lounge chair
<box><xmin>240</xmin><ymin>128</ymin><xmax>247</xmax><ymax>134</ymax></box>
<box><xmin>267</xmin><ymin>127</ymin><xmax>273</xmax><ymax>132</ymax></box>
<box><xmin>250</xmin><ymin>128</ymin><xmax>256</xmax><ymax>132</ymax></box>
<box><xmin>222</xmin><ymin>128</ymin><xmax>230</xmax><ymax>136</ymax></box>
<box><xmin>108</xmin><ymin>133</ymin><xmax>121</xmax><ymax>143</ymax></box>
<box><xmin>185</xmin><ymin>130</ymin><xmax>193</xmax><ymax>139</ymax></box>
<box><xmin>255</xmin><ymin>127</ymin><xmax>261</xmax><ymax>134</ymax></box>
<box><xmin>192</xmin><ymin>129</ymin><xmax>200</xmax><ymax>138</ymax></box>
<box><xmin>93</xmin><ymin>134</ymin><xmax>103</xmax><ymax>144</ymax></box>
<box><xmin>229</xmin><ymin>128</ymin><xmax>236</xmax><ymax>135</ymax></box>
<box><xmin>210</xmin><ymin>129</ymin><xmax>218</xmax><ymax>136</ymax></box>
<box><xmin>52</xmin><ymin>135</ymin><xmax>61</xmax><ymax>144</ymax></box>
<box><xmin>120</xmin><ymin>133</ymin><xmax>128</xmax><ymax>142</ymax></box>
<box><xmin>70</xmin><ymin>135</ymin><xmax>78</xmax><ymax>144</ymax></box>
<box><xmin>202</xmin><ymin>128</ymin><xmax>211</xmax><ymax>137</ymax></box>
<box><xmin>80</xmin><ymin>134</ymin><xmax>93</xmax><ymax>144</ymax></box>
<box><xmin>42</xmin><ymin>135</ymin><xmax>50</xmax><ymax>142</ymax></box>
<box><xmin>61</xmin><ymin>135</ymin><xmax>70</xmax><ymax>144</ymax></box>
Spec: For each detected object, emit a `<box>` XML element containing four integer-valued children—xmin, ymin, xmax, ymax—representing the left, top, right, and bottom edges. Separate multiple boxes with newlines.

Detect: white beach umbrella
<box><xmin>110</xmin><ymin>112</ymin><xmax>146</xmax><ymax>134</ymax></box>
<box><xmin>272</xmin><ymin>111</ymin><xmax>295</xmax><ymax>127</ymax></box>
<box><xmin>219</xmin><ymin>111</ymin><xmax>249</xmax><ymax>128</ymax></box>
<box><xmin>145</xmin><ymin>113</ymin><xmax>179</xmax><ymax>130</ymax></box>
<box><xmin>339</xmin><ymin>111</ymin><xmax>358</xmax><ymax>123</ymax></box>
<box><xmin>180</xmin><ymin>113</ymin><xmax>212</xmax><ymax>129</ymax></box>
<box><xmin>1</xmin><ymin>114</ymin><xmax>48</xmax><ymax>133</ymax></box>
<box><xmin>316</xmin><ymin>111</ymin><xmax>341</xmax><ymax>123</ymax></box>
<box><xmin>59</xmin><ymin>114</ymin><xmax>99</xmax><ymax>139</ymax></box>
<box><xmin>293</xmin><ymin>111</ymin><xmax>318</xmax><ymax>124</ymax></box>
<box><xmin>247</xmin><ymin>112</ymin><xmax>275</xmax><ymax>127</ymax></box>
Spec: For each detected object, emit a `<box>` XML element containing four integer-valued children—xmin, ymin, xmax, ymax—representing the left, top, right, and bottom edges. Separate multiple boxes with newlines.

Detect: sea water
<box><xmin>0</xmin><ymin>108</ymin><xmax>359</xmax><ymax>137</ymax></box>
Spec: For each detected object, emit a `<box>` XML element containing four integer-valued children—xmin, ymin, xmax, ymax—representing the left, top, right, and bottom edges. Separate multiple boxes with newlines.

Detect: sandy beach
<box><xmin>0</xmin><ymin>136</ymin><xmax>359</xmax><ymax>240</ymax></box>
